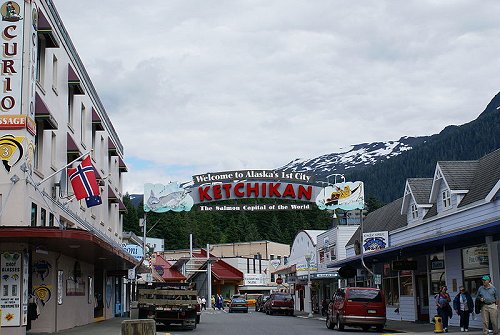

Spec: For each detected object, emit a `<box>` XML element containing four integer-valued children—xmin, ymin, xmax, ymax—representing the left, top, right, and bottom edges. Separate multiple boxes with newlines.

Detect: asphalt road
<box><xmin>164</xmin><ymin>308</ymin><xmax>380</xmax><ymax>335</ymax></box>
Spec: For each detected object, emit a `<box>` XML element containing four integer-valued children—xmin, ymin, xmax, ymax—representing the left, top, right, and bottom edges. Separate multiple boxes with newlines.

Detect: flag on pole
<box><xmin>67</xmin><ymin>156</ymin><xmax>102</xmax><ymax>208</ymax></box>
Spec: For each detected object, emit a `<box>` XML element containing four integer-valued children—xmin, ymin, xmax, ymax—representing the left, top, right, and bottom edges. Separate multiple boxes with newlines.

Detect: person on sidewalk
<box><xmin>453</xmin><ymin>286</ymin><xmax>474</xmax><ymax>332</ymax></box>
<box><xmin>436</xmin><ymin>285</ymin><xmax>452</xmax><ymax>332</ymax></box>
<box><xmin>477</xmin><ymin>275</ymin><xmax>498</xmax><ymax>335</ymax></box>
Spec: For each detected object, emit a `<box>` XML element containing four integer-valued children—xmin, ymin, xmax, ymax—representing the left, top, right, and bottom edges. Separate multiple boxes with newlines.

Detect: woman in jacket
<box><xmin>453</xmin><ymin>286</ymin><xmax>474</xmax><ymax>332</ymax></box>
<box><xmin>436</xmin><ymin>285</ymin><xmax>452</xmax><ymax>332</ymax></box>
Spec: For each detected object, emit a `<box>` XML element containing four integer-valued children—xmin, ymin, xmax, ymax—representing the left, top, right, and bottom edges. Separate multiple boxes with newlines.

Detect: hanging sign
<box><xmin>362</xmin><ymin>231</ymin><xmax>389</xmax><ymax>253</ymax></box>
<box><xmin>144</xmin><ymin>171</ymin><xmax>364</xmax><ymax>212</ymax></box>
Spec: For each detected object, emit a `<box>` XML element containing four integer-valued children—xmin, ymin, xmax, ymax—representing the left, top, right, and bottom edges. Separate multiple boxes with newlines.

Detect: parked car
<box><xmin>255</xmin><ymin>295</ymin><xmax>270</xmax><ymax>312</ymax></box>
<box><xmin>229</xmin><ymin>297</ymin><xmax>249</xmax><ymax>313</ymax></box>
<box><xmin>326</xmin><ymin>287</ymin><xmax>386</xmax><ymax>332</ymax></box>
<box><xmin>264</xmin><ymin>293</ymin><xmax>294</xmax><ymax>316</ymax></box>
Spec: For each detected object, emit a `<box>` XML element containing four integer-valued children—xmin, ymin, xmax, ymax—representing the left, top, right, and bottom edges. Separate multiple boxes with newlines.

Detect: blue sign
<box><xmin>123</xmin><ymin>244</ymin><xmax>143</xmax><ymax>261</ymax></box>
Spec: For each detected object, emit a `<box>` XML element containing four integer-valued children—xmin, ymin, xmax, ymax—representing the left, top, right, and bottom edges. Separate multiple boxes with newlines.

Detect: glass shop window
<box><xmin>462</xmin><ymin>245</ymin><xmax>489</xmax><ymax>297</ymax></box>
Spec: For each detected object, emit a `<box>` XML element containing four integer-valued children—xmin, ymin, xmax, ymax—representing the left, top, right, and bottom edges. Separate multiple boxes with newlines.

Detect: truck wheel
<box><xmin>376</xmin><ymin>325</ymin><xmax>384</xmax><ymax>332</ymax></box>
<box><xmin>336</xmin><ymin>315</ymin><xmax>344</xmax><ymax>331</ymax></box>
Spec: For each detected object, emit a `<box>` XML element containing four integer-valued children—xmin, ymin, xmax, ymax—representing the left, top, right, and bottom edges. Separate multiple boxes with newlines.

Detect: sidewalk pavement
<box><xmin>294</xmin><ymin>311</ymin><xmax>484</xmax><ymax>335</ymax></box>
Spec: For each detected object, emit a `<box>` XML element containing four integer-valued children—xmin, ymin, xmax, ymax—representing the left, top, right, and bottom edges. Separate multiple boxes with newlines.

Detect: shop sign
<box><xmin>286</xmin><ymin>275</ymin><xmax>297</xmax><ymax>284</ymax></box>
<box><xmin>431</xmin><ymin>260</ymin><xmax>445</xmax><ymax>270</ymax></box>
<box><xmin>362</xmin><ymin>231</ymin><xmax>389</xmax><ymax>253</ymax></box>
<box><xmin>0</xmin><ymin>1</ymin><xmax>25</xmax><ymax>115</ymax></box>
<box><xmin>392</xmin><ymin>260</ymin><xmax>417</xmax><ymax>271</ymax></box>
<box><xmin>311</xmin><ymin>272</ymin><xmax>338</xmax><ymax>279</ymax></box>
<box><xmin>466</xmin><ymin>246</ymin><xmax>488</xmax><ymax>266</ymax></box>
<box><xmin>244</xmin><ymin>273</ymin><xmax>265</xmax><ymax>286</ymax></box>
<box><xmin>1</xmin><ymin>252</ymin><xmax>22</xmax><ymax>326</ymax></box>
<box><xmin>123</xmin><ymin>244</ymin><xmax>144</xmax><ymax>261</ymax></box>
<box><xmin>270</xmin><ymin>259</ymin><xmax>281</xmax><ymax>269</ymax></box>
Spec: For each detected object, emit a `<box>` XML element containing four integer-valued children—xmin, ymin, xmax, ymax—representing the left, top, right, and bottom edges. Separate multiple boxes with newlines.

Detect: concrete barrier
<box><xmin>121</xmin><ymin>319</ymin><xmax>156</xmax><ymax>335</ymax></box>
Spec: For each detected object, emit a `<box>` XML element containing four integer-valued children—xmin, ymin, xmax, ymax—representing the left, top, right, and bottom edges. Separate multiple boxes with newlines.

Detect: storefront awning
<box><xmin>37</xmin><ymin>9</ymin><xmax>59</xmax><ymax>48</ymax></box>
<box><xmin>108</xmin><ymin>138</ymin><xmax>118</xmax><ymax>156</ymax></box>
<box><xmin>67</xmin><ymin>133</ymin><xmax>81</xmax><ymax>155</ymax></box>
<box><xmin>68</xmin><ymin>64</ymin><xmax>84</xmax><ymax>95</ymax></box>
<box><xmin>35</xmin><ymin>92</ymin><xmax>58</xmax><ymax>129</ymax></box>
<box><xmin>118</xmin><ymin>156</ymin><xmax>128</xmax><ymax>172</ymax></box>
<box><xmin>108</xmin><ymin>185</ymin><xmax>119</xmax><ymax>203</ymax></box>
<box><xmin>92</xmin><ymin>107</ymin><xmax>105</xmax><ymax>131</ymax></box>
<box><xmin>333</xmin><ymin>219</ymin><xmax>500</xmax><ymax>268</ymax></box>
<box><xmin>0</xmin><ymin>227</ymin><xmax>138</xmax><ymax>271</ymax></box>
<box><xmin>273</xmin><ymin>264</ymin><xmax>296</xmax><ymax>275</ymax></box>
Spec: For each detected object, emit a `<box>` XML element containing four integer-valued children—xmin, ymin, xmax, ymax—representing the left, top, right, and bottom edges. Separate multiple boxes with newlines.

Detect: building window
<box><xmin>36</xmin><ymin>37</ymin><xmax>46</xmax><ymax>85</ymax></box>
<box><xmin>52</xmin><ymin>55</ymin><xmax>58</xmax><ymax>92</ymax></box>
<box><xmin>34</xmin><ymin>122</ymin><xmax>44</xmax><ymax>170</ymax></box>
<box><xmin>330</xmin><ymin>247</ymin><xmax>336</xmax><ymax>261</ymax></box>
<box><xmin>411</xmin><ymin>203</ymin><xmax>418</xmax><ymax>219</ymax></box>
<box><xmin>462</xmin><ymin>245</ymin><xmax>489</xmax><ymax>296</ymax></box>
<box><xmin>382</xmin><ymin>264</ymin><xmax>399</xmax><ymax>305</ymax></box>
<box><xmin>51</xmin><ymin>132</ymin><xmax>56</xmax><ymax>169</ymax></box>
<box><xmin>68</xmin><ymin>86</ymin><xmax>75</xmax><ymax>128</ymax></box>
<box><xmin>430</xmin><ymin>253</ymin><xmax>445</xmax><ymax>294</ymax></box>
<box><xmin>31</xmin><ymin>203</ymin><xmax>38</xmax><ymax>227</ymax></box>
<box><xmin>49</xmin><ymin>213</ymin><xmax>54</xmax><ymax>227</ymax></box>
<box><xmin>400</xmin><ymin>274</ymin><xmax>413</xmax><ymax>296</ymax></box>
<box><xmin>81</xmin><ymin>103</ymin><xmax>86</xmax><ymax>144</ymax></box>
<box><xmin>40</xmin><ymin>208</ymin><xmax>47</xmax><ymax>227</ymax></box>
<box><xmin>442</xmin><ymin>189</ymin><xmax>451</xmax><ymax>208</ymax></box>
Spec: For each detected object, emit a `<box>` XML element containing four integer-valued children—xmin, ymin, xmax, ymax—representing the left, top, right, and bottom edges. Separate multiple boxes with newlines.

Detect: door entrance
<box><xmin>416</xmin><ymin>274</ymin><xmax>429</xmax><ymax>322</ymax></box>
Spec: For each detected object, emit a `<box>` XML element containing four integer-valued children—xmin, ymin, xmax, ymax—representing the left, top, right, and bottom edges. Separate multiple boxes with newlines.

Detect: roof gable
<box><xmin>401</xmin><ymin>178</ymin><xmax>433</xmax><ymax>214</ymax></box>
<box><xmin>459</xmin><ymin>148</ymin><xmax>500</xmax><ymax>207</ymax></box>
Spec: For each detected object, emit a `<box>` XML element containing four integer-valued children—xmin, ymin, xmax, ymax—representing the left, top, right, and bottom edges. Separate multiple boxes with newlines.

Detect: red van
<box><xmin>326</xmin><ymin>287</ymin><xmax>386</xmax><ymax>331</ymax></box>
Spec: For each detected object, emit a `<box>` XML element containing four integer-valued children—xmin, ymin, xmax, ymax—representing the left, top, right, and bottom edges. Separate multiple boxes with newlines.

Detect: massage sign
<box><xmin>144</xmin><ymin>170</ymin><xmax>365</xmax><ymax>212</ymax></box>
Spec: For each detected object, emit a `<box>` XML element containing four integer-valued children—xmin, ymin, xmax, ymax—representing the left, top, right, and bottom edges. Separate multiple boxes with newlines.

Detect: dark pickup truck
<box><xmin>137</xmin><ymin>282</ymin><xmax>200</xmax><ymax>330</ymax></box>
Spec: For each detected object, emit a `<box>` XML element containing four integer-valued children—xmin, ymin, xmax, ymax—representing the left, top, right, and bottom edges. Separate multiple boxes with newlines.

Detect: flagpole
<box><xmin>36</xmin><ymin>150</ymin><xmax>92</xmax><ymax>187</ymax></box>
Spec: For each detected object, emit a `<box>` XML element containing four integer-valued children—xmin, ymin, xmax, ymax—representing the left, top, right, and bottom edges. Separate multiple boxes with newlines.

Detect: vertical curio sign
<box><xmin>1</xmin><ymin>0</ymin><xmax>25</xmax><ymax>114</ymax></box>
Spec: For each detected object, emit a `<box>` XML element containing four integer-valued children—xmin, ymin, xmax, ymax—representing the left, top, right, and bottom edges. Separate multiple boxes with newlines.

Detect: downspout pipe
<box><xmin>359</xmin><ymin>209</ymin><xmax>376</xmax><ymax>287</ymax></box>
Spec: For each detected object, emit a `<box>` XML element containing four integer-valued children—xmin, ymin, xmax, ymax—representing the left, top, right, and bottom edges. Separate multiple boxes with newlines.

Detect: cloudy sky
<box><xmin>52</xmin><ymin>0</ymin><xmax>500</xmax><ymax>194</ymax></box>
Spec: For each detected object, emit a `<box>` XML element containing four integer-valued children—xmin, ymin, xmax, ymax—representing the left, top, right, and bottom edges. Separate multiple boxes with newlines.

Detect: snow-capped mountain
<box><xmin>280</xmin><ymin>136</ymin><xmax>428</xmax><ymax>179</ymax></box>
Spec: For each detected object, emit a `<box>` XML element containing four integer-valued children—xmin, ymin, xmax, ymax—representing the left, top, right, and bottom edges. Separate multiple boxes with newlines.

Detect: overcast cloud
<box><xmin>52</xmin><ymin>0</ymin><xmax>500</xmax><ymax>194</ymax></box>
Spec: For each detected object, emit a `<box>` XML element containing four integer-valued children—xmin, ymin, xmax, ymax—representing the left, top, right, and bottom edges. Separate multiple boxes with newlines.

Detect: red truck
<box><xmin>264</xmin><ymin>293</ymin><xmax>294</xmax><ymax>316</ymax></box>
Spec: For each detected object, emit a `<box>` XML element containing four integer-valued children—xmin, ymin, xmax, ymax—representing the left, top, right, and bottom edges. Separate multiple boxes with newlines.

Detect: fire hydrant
<box><xmin>434</xmin><ymin>315</ymin><xmax>444</xmax><ymax>333</ymax></box>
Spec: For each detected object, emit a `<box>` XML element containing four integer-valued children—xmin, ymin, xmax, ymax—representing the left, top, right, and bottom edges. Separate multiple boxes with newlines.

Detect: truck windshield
<box><xmin>274</xmin><ymin>294</ymin><xmax>293</xmax><ymax>301</ymax></box>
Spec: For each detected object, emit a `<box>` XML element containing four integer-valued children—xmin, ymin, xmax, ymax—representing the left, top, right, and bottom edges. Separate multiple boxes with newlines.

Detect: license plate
<box><xmin>368</xmin><ymin>309</ymin><xmax>377</xmax><ymax>314</ymax></box>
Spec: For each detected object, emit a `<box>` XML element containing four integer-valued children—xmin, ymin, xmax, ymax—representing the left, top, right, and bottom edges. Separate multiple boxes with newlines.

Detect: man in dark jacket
<box><xmin>453</xmin><ymin>286</ymin><xmax>474</xmax><ymax>332</ymax></box>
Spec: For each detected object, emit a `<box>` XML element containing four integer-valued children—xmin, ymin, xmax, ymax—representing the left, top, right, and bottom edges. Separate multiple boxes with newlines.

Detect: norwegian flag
<box><xmin>67</xmin><ymin>156</ymin><xmax>102</xmax><ymax>207</ymax></box>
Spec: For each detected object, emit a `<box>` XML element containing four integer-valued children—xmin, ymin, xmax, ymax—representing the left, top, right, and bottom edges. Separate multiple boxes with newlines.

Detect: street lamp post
<box><xmin>304</xmin><ymin>253</ymin><xmax>313</xmax><ymax>318</ymax></box>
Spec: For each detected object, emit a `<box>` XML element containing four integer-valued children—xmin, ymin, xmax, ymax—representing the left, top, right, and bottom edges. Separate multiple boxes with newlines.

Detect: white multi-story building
<box><xmin>0</xmin><ymin>1</ymin><xmax>135</xmax><ymax>334</ymax></box>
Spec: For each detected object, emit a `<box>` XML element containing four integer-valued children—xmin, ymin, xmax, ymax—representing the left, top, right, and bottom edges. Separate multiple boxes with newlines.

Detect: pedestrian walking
<box><xmin>211</xmin><ymin>295</ymin><xmax>216</xmax><ymax>309</ymax></box>
<box><xmin>477</xmin><ymin>275</ymin><xmax>498</xmax><ymax>335</ymax></box>
<box><xmin>436</xmin><ymin>285</ymin><xmax>452</xmax><ymax>332</ymax></box>
<box><xmin>321</xmin><ymin>298</ymin><xmax>328</xmax><ymax>316</ymax></box>
<box><xmin>453</xmin><ymin>286</ymin><xmax>474</xmax><ymax>332</ymax></box>
<box><xmin>201</xmin><ymin>296</ymin><xmax>206</xmax><ymax>310</ymax></box>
